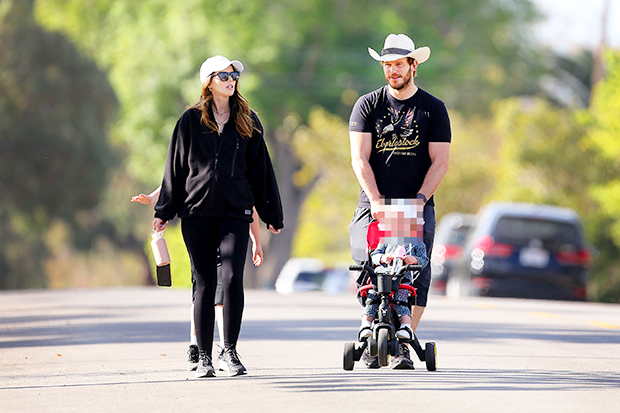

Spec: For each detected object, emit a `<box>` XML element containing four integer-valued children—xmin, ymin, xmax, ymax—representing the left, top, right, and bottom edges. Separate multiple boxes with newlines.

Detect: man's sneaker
<box><xmin>187</xmin><ymin>344</ymin><xmax>199</xmax><ymax>371</ymax></box>
<box><xmin>358</xmin><ymin>326</ymin><xmax>372</xmax><ymax>341</ymax></box>
<box><xmin>396</xmin><ymin>325</ymin><xmax>413</xmax><ymax>340</ymax></box>
<box><xmin>219</xmin><ymin>346</ymin><xmax>247</xmax><ymax>376</ymax></box>
<box><xmin>390</xmin><ymin>343</ymin><xmax>415</xmax><ymax>370</ymax></box>
<box><xmin>195</xmin><ymin>353</ymin><xmax>216</xmax><ymax>378</ymax></box>
<box><xmin>361</xmin><ymin>347</ymin><xmax>380</xmax><ymax>369</ymax></box>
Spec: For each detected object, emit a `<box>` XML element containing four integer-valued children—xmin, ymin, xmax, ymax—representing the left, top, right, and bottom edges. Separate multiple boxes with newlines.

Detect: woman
<box><xmin>132</xmin><ymin>188</ymin><xmax>264</xmax><ymax>372</ymax></box>
<box><xmin>153</xmin><ymin>55</ymin><xmax>283</xmax><ymax>378</ymax></box>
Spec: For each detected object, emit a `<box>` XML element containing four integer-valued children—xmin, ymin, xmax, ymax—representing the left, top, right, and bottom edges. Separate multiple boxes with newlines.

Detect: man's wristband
<box><xmin>416</xmin><ymin>193</ymin><xmax>428</xmax><ymax>204</ymax></box>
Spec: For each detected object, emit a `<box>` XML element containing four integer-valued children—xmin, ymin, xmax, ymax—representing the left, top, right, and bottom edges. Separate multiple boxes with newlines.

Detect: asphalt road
<box><xmin>1</xmin><ymin>287</ymin><xmax>620</xmax><ymax>412</ymax></box>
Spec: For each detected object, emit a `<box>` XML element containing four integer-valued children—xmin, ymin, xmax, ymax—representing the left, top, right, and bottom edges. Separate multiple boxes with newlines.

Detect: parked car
<box><xmin>275</xmin><ymin>258</ymin><xmax>356</xmax><ymax>294</ymax></box>
<box><xmin>430</xmin><ymin>212</ymin><xmax>476</xmax><ymax>295</ymax></box>
<box><xmin>447</xmin><ymin>202</ymin><xmax>591</xmax><ymax>301</ymax></box>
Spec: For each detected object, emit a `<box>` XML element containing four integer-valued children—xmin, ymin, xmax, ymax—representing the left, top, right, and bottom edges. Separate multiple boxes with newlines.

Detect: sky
<box><xmin>532</xmin><ymin>0</ymin><xmax>620</xmax><ymax>55</ymax></box>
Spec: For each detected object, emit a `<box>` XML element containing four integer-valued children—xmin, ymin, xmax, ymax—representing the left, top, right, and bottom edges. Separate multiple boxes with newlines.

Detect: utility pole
<box><xmin>591</xmin><ymin>0</ymin><xmax>610</xmax><ymax>87</ymax></box>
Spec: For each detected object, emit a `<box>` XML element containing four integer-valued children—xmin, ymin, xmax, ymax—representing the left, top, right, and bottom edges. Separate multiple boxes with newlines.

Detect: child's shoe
<box><xmin>396</xmin><ymin>324</ymin><xmax>413</xmax><ymax>340</ymax></box>
<box><xmin>358</xmin><ymin>325</ymin><xmax>372</xmax><ymax>341</ymax></box>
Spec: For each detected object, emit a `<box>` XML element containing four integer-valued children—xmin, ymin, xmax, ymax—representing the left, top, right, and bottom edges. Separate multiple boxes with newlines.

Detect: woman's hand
<box><xmin>131</xmin><ymin>194</ymin><xmax>154</xmax><ymax>206</ymax></box>
<box><xmin>268</xmin><ymin>225</ymin><xmax>281</xmax><ymax>234</ymax></box>
<box><xmin>153</xmin><ymin>218</ymin><xmax>167</xmax><ymax>232</ymax></box>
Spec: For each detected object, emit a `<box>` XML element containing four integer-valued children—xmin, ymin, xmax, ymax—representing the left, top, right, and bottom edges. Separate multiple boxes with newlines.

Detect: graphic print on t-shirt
<box><xmin>375</xmin><ymin>106</ymin><xmax>421</xmax><ymax>155</ymax></box>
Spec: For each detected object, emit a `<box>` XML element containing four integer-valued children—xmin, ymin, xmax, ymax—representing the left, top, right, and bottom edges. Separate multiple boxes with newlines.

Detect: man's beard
<box><xmin>387</xmin><ymin>68</ymin><xmax>414</xmax><ymax>90</ymax></box>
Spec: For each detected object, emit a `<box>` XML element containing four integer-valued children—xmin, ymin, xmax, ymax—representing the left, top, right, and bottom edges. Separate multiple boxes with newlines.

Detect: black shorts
<box><xmin>349</xmin><ymin>205</ymin><xmax>436</xmax><ymax>307</ymax></box>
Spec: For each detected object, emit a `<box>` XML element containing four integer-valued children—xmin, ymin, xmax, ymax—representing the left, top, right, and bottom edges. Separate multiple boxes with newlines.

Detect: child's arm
<box><xmin>250</xmin><ymin>207</ymin><xmax>263</xmax><ymax>266</ymax></box>
<box><xmin>405</xmin><ymin>243</ymin><xmax>429</xmax><ymax>268</ymax></box>
<box><xmin>402</xmin><ymin>255</ymin><xmax>419</xmax><ymax>265</ymax></box>
<box><xmin>371</xmin><ymin>243</ymin><xmax>391</xmax><ymax>265</ymax></box>
<box><xmin>131</xmin><ymin>186</ymin><xmax>162</xmax><ymax>206</ymax></box>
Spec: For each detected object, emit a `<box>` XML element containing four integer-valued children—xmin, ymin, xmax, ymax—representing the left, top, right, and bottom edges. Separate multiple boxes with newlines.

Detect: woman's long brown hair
<box><xmin>189</xmin><ymin>79</ymin><xmax>258</xmax><ymax>139</ymax></box>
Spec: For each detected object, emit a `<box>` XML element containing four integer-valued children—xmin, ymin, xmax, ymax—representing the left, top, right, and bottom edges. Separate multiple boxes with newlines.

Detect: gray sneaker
<box><xmin>390</xmin><ymin>343</ymin><xmax>415</xmax><ymax>370</ymax></box>
<box><xmin>219</xmin><ymin>346</ymin><xmax>247</xmax><ymax>376</ymax></box>
<box><xmin>187</xmin><ymin>344</ymin><xmax>199</xmax><ymax>371</ymax></box>
<box><xmin>361</xmin><ymin>347</ymin><xmax>380</xmax><ymax>369</ymax></box>
<box><xmin>195</xmin><ymin>354</ymin><xmax>216</xmax><ymax>378</ymax></box>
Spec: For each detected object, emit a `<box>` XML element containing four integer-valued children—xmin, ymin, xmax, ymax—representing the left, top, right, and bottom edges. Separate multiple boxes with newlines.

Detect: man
<box><xmin>349</xmin><ymin>33</ymin><xmax>451</xmax><ymax>369</ymax></box>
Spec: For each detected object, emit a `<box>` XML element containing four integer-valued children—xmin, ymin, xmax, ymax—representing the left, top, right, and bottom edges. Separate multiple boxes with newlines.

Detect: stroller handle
<box><xmin>398</xmin><ymin>264</ymin><xmax>423</xmax><ymax>275</ymax></box>
<box><xmin>349</xmin><ymin>264</ymin><xmax>374</xmax><ymax>272</ymax></box>
<box><xmin>349</xmin><ymin>264</ymin><xmax>422</xmax><ymax>275</ymax></box>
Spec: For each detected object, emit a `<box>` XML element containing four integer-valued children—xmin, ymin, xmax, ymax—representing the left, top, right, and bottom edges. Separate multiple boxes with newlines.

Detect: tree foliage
<box><xmin>34</xmin><ymin>0</ymin><xmax>546</xmax><ymax>284</ymax></box>
<box><xmin>0</xmin><ymin>0</ymin><xmax>118</xmax><ymax>288</ymax></box>
<box><xmin>485</xmin><ymin>50</ymin><xmax>620</xmax><ymax>302</ymax></box>
<box><xmin>584</xmin><ymin>51</ymin><xmax>620</xmax><ymax>302</ymax></box>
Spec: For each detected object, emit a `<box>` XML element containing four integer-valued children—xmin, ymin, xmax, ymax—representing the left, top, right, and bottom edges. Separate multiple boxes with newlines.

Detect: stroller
<box><xmin>343</xmin><ymin>220</ymin><xmax>437</xmax><ymax>371</ymax></box>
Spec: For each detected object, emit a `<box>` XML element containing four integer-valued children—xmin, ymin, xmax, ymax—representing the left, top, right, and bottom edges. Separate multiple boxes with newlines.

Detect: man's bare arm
<box><xmin>418</xmin><ymin>142</ymin><xmax>450</xmax><ymax>200</ymax></box>
<box><xmin>350</xmin><ymin>131</ymin><xmax>382</xmax><ymax>218</ymax></box>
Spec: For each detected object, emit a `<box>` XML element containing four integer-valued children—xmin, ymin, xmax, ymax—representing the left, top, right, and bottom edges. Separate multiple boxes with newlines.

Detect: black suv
<box><xmin>448</xmin><ymin>202</ymin><xmax>591</xmax><ymax>301</ymax></box>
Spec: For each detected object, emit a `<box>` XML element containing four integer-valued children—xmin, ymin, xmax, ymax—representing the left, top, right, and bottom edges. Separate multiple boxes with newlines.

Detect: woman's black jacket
<box><xmin>154</xmin><ymin>106</ymin><xmax>284</xmax><ymax>230</ymax></box>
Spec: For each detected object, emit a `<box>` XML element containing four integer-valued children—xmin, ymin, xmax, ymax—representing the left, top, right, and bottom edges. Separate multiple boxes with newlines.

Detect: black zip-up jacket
<box><xmin>154</xmin><ymin>105</ymin><xmax>284</xmax><ymax>230</ymax></box>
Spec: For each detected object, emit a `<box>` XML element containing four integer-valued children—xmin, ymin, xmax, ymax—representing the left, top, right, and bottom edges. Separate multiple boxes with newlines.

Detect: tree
<box><xmin>584</xmin><ymin>50</ymin><xmax>620</xmax><ymax>302</ymax></box>
<box><xmin>487</xmin><ymin>92</ymin><xmax>620</xmax><ymax>302</ymax></box>
<box><xmin>0</xmin><ymin>0</ymin><xmax>118</xmax><ymax>288</ymax></box>
<box><xmin>33</xmin><ymin>0</ymin><xmax>549</xmax><ymax>287</ymax></box>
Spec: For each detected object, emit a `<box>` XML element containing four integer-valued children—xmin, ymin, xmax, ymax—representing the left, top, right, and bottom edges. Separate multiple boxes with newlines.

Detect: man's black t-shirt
<box><xmin>349</xmin><ymin>86</ymin><xmax>451</xmax><ymax>207</ymax></box>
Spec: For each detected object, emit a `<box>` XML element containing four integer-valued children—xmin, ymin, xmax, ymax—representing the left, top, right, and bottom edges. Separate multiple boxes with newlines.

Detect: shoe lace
<box><xmin>399</xmin><ymin>343</ymin><xmax>411</xmax><ymax>358</ymax></box>
<box><xmin>226</xmin><ymin>347</ymin><xmax>242</xmax><ymax>364</ymax></box>
<box><xmin>199</xmin><ymin>353</ymin><xmax>212</xmax><ymax>366</ymax></box>
<box><xmin>215</xmin><ymin>344</ymin><xmax>224</xmax><ymax>356</ymax></box>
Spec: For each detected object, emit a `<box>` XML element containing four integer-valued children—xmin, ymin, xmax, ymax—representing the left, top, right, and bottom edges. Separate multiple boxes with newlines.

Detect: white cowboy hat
<box><xmin>199</xmin><ymin>55</ymin><xmax>244</xmax><ymax>85</ymax></box>
<box><xmin>368</xmin><ymin>34</ymin><xmax>431</xmax><ymax>63</ymax></box>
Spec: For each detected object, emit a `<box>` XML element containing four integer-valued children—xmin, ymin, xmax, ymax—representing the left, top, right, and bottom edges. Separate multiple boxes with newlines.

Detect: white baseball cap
<box><xmin>199</xmin><ymin>55</ymin><xmax>244</xmax><ymax>85</ymax></box>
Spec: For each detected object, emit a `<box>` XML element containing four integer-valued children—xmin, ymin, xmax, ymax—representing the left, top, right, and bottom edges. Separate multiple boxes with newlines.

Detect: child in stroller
<box><xmin>359</xmin><ymin>241</ymin><xmax>429</xmax><ymax>341</ymax></box>
<box><xmin>353</xmin><ymin>199</ymin><xmax>431</xmax><ymax>369</ymax></box>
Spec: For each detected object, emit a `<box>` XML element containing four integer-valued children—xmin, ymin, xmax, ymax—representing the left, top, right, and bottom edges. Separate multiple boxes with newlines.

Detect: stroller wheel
<box><xmin>343</xmin><ymin>342</ymin><xmax>355</xmax><ymax>371</ymax></box>
<box><xmin>377</xmin><ymin>329</ymin><xmax>389</xmax><ymax>367</ymax></box>
<box><xmin>368</xmin><ymin>336</ymin><xmax>378</xmax><ymax>357</ymax></box>
<box><xmin>425</xmin><ymin>342</ymin><xmax>437</xmax><ymax>371</ymax></box>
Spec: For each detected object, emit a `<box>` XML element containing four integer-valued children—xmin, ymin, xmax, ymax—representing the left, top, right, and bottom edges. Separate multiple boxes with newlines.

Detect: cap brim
<box><xmin>230</xmin><ymin>60</ymin><xmax>244</xmax><ymax>73</ymax></box>
<box><xmin>368</xmin><ymin>46</ymin><xmax>430</xmax><ymax>64</ymax></box>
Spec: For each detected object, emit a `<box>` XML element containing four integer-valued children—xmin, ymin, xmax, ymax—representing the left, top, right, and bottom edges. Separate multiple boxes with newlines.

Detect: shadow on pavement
<box><xmin>253</xmin><ymin>367</ymin><xmax>620</xmax><ymax>392</ymax></box>
<box><xmin>2</xmin><ymin>316</ymin><xmax>619</xmax><ymax>348</ymax></box>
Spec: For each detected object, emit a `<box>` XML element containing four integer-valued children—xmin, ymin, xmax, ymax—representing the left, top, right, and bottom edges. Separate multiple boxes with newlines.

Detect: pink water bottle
<box><xmin>151</xmin><ymin>230</ymin><xmax>170</xmax><ymax>266</ymax></box>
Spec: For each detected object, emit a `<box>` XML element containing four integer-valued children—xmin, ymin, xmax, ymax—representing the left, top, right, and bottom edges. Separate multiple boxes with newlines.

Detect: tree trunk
<box><xmin>243</xmin><ymin>129</ymin><xmax>316</xmax><ymax>288</ymax></box>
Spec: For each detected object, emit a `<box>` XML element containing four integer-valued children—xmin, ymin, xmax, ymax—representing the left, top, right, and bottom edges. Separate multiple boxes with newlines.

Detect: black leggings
<box><xmin>182</xmin><ymin>216</ymin><xmax>249</xmax><ymax>357</ymax></box>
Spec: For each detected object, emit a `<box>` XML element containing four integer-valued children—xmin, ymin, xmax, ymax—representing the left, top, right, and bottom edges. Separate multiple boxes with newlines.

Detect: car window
<box><xmin>447</xmin><ymin>225</ymin><xmax>472</xmax><ymax>246</ymax></box>
<box><xmin>296</xmin><ymin>271</ymin><xmax>326</xmax><ymax>284</ymax></box>
<box><xmin>492</xmin><ymin>217</ymin><xmax>580</xmax><ymax>249</ymax></box>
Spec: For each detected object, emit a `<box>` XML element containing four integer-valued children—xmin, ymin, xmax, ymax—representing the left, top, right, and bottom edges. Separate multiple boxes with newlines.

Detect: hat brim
<box><xmin>368</xmin><ymin>46</ymin><xmax>430</xmax><ymax>64</ymax></box>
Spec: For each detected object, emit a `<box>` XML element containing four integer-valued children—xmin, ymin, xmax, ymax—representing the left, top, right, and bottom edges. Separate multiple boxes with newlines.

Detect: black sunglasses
<box><xmin>211</xmin><ymin>71</ymin><xmax>240</xmax><ymax>82</ymax></box>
